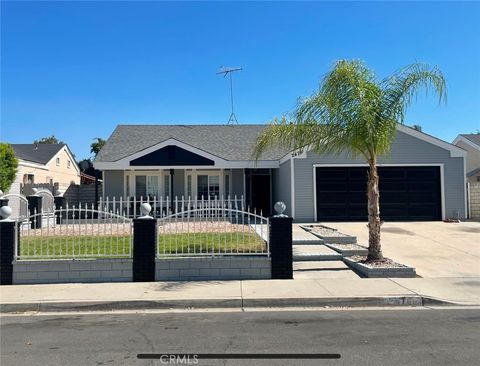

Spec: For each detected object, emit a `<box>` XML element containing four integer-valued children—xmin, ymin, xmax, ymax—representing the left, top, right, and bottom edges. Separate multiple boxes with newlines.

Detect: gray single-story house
<box><xmin>94</xmin><ymin>124</ymin><xmax>467</xmax><ymax>221</ymax></box>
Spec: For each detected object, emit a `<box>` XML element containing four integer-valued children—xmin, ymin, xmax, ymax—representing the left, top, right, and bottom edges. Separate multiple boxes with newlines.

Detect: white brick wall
<box><xmin>13</xmin><ymin>259</ymin><xmax>132</xmax><ymax>284</ymax></box>
<box><xmin>12</xmin><ymin>257</ymin><xmax>271</xmax><ymax>284</ymax></box>
<box><xmin>156</xmin><ymin>257</ymin><xmax>271</xmax><ymax>281</ymax></box>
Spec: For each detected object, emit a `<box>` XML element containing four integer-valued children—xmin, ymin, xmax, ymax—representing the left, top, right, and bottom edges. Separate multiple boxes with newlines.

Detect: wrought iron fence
<box><xmin>157</xmin><ymin>206</ymin><xmax>269</xmax><ymax>257</ymax></box>
<box><xmin>16</xmin><ymin>205</ymin><xmax>132</xmax><ymax>260</ymax></box>
<box><xmin>0</xmin><ymin>193</ymin><xmax>29</xmax><ymax>220</ymax></box>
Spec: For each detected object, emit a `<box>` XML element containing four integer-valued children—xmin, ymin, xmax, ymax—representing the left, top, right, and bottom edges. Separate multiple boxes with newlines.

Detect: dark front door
<box><xmin>250</xmin><ymin>175</ymin><xmax>271</xmax><ymax>216</ymax></box>
<box><xmin>315</xmin><ymin>166</ymin><xmax>442</xmax><ymax>221</ymax></box>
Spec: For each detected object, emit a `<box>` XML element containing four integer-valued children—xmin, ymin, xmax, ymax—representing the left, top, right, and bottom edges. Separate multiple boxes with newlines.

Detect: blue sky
<box><xmin>1</xmin><ymin>1</ymin><xmax>479</xmax><ymax>159</ymax></box>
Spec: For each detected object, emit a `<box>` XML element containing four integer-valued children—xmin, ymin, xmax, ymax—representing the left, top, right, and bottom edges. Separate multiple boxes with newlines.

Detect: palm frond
<box><xmin>381</xmin><ymin>63</ymin><xmax>447</xmax><ymax>124</ymax></box>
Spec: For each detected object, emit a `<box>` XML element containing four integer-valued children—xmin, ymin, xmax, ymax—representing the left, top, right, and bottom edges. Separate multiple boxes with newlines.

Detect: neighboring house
<box><xmin>453</xmin><ymin>134</ymin><xmax>480</xmax><ymax>183</ymax></box>
<box><xmin>94</xmin><ymin>124</ymin><xmax>467</xmax><ymax>221</ymax></box>
<box><xmin>9</xmin><ymin>144</ymin><xmax>80</xmax><ymax>195</ymax></box>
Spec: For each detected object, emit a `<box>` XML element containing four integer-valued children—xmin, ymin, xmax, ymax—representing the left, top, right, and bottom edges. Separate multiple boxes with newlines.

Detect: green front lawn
<box><xmin>19</xmin><ymin>235</ymin><xmax>132</xmax><ymax>258</ymax></box>
<box><xmin>157</xmin><ymin>232</ymin><xmax>267</xmax><ymax>256</ymax></box>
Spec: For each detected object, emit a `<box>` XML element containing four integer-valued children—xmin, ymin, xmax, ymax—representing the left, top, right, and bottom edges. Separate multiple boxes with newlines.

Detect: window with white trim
<box><xmin>135</xmin><ymin>175</ymin><xmax>159</xmax><ymax>199</ymax></box>
<box><xmin>56</xmin><ymin>157</ymin><xmax>60</xmax><ymax>166</ymax></box>
<box><xmin>197</xmin><ymin>174</ymin><xmax>220</xmax><ymax>200</ymax></box>
<box><xmin>135</xmin><ymin>176</ymin><xmax>147</xmax><ymax>199</ymax></box>
<box><xmin>147</xmin><ymin>176</ymin><xmax>159</xmax><ymax>199</ymax></box>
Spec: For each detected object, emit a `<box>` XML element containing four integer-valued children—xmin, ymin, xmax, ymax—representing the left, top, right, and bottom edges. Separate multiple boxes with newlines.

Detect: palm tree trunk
<box><xmin>367</xmin><ymin>158</ymin><xmax>383</xmax><ymax>260</ymax></box>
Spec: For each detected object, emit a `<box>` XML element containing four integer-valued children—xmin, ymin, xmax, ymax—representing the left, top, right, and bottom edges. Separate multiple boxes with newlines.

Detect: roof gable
<box><xmin>453</xmin><ymin>134</ymin><xmax>480</xmax><ymax>151</ymax></box>
<box><xmin>462</xmin><ymin>134</ymin><xmax>480</xmax><ymax>146</ymax></box>
<box><xmin>11</xmin><ymin>144</ymin><xmax>65</xmax><ymax>165</ymax></box>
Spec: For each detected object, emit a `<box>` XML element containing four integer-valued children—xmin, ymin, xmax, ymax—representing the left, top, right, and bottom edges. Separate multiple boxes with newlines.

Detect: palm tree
<box><xmin>253</xmin><ymin>60</ymin><xmax>446</xmax><ymax>260</ymax></box>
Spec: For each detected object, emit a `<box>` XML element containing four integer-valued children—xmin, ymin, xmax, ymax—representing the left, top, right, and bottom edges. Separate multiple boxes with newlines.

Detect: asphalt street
<box><xmin>1</xmin><ymin>308</ymin><xmax>479</xmax><ymax>366</ymax></box>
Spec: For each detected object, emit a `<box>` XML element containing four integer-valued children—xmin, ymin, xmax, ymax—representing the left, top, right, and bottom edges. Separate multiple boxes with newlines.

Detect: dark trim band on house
<box><xmin>130</xmin><ymin>145</ymin><xmax>215</xmax><ymax>166</ymax></box>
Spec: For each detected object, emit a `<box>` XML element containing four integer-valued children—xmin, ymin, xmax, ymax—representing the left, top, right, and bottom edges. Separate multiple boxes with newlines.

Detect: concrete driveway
<box><xmin>318</xmin><ymin>221</ymin><xmax>480</xmax><ymax>278</ymax></box>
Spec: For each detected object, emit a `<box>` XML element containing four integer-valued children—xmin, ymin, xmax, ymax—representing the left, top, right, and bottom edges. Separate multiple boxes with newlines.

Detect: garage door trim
<box><xmin>312</xmin><ymin>163</ymin><xmax>445</xmax><ymax>221</ymax></box>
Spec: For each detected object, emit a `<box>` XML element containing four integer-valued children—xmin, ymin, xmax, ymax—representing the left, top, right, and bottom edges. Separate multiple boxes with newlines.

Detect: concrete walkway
<box><xmin>1</xmin><ymin>277</ymin><xmax>479</xmax><ymax>313</ymax></box>
<box><xmin>320</xmin><ymin>221</ymin><xmax>480</xmax><ymax>278</ymax></box>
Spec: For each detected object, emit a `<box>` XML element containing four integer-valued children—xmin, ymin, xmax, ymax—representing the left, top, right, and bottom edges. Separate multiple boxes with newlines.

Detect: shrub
<box><xmin>0</xmin><ymin>143</ymin><xmax>18</xmax><ymax>192</ymax></box>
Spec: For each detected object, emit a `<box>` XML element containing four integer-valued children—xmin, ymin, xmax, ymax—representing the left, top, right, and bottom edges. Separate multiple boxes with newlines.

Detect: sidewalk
<box><xmin>1</xmin><ymin>277</ymin><xmax>479</xmax><ymax>313</ymax></box>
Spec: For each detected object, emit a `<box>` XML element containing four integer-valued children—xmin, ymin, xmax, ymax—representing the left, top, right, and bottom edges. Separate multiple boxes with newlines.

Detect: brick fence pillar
<box><xmin>132</xmin><ymin>204</ymin><xmax>156</xmax><ymax>282</ymax></box>
<box><xmin>27</xmin><ymin>195</ymin><xmax>43</xmax><ymax>229</ymax></box>
<box><xmin>269</xmin><ymin>202</ymin><xmax>293</xmax><ymax>279</ymax></box>
<box><xmin>0</xmin><ymin>206</ymin><xmax>16</xmax><ymax>285</ymax></box>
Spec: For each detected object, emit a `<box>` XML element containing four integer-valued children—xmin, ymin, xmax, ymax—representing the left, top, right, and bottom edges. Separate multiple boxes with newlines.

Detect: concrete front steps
<box><xmin>294</xmin><ymin>260</ymin><xmax>361</xmax><ymax>279</ymax></box>
<box><xmin>293</xmin><ymin>244</ymin><xmax>342</xmax><ymax>261</ymax></box>
<box><xmin>292</xmin><ymin>225</ymin><xmax>324</xmax><ymax>245</ymax></box>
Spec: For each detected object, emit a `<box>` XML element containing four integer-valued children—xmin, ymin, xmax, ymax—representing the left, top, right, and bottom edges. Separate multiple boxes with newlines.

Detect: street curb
<box><xmin>1</xmin><ymin>295</ymin><xmax>464</xmax><ymax>313</ymax></box>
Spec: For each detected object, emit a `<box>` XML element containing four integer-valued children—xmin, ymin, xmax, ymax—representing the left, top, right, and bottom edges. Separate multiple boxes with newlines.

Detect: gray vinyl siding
<box><xmin>293</xmin><ymin>130</ymin><xmax>466</xmax><ymax>221</ymax></box>
<box><xmin>103</xmin><ymin>170</ymin><xmax>124</xmax><ymax>198</ymax></box>
<box><xmin>272</xmin><ymin>161</ymin><xmax>292</xmax><ymax>216</ymax></box>
<box><xmin>231</xmin><ymin>169</ymin><xmax>244</xmax><ymax>197</ymax></box>
<box><xmin>173</xmin><ymin>169</ymin><xmax>185</xmax><ymax>197</ymax></box>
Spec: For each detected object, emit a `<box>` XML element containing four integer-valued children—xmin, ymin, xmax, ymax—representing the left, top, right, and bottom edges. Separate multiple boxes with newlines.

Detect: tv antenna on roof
<box><xmin>217</xmin><ymin>66</ymin><xmax>243</xmax><ymax>125</ymax></box>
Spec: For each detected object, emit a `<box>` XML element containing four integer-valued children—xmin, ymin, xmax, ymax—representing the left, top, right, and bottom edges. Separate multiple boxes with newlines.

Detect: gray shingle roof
<box><xmin>95</xmin><ymin>125</ymin><xmax>290</xmax><ymax>162</ymax></box>
<box><xmin>461</xmin><ymin>134</ymin><xmax>480</xmax><ymax>147</ymax></box>
<box><xmin>11</xmin><ymin>144</ymin><xmax>65</xmax><ymax>165</ymax></box>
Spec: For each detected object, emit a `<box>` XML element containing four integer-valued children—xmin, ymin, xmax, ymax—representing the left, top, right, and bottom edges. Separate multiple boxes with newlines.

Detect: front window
<box><xmin>23</xmin><ymin>174</ymin><xmax>35</xmax><ymax>184</ymax></box>
<box><xmin>147</xmin><ymin>176</ymin><xmax>159</xmax><ymax>199</ymax></box>
<box><xmin>197</xmin><ymin>174</ymin><xmax>219</xmax><ymax>200</ymax></box>
<box><xmin>135</xmin><ymin>176</ymin><xmax>147</xmax><ymax>199</ymax></box>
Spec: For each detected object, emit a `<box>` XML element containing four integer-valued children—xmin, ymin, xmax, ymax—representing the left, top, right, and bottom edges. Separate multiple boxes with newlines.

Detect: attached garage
<box><xmin>315</xmin><ymin>166</ymin><xmax>442</xmax><ymax>221</ymax></box>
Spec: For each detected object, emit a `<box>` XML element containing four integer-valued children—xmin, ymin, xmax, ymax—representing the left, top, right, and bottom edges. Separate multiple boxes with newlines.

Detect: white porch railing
<box><xmin>98</xmin><ymin>195</ymin><xmax>245</xmax><ymax>219</ymax></box>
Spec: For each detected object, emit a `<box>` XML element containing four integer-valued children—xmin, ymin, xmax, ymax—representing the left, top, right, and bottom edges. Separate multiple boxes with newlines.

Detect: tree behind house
<box><xmin>34</xmin><ymin>135</ymin><xmax>64</xmax><ymax>144</ymax></box>
<box><xmin>90</xmin><ymin>137</ymin><xmax>106</xmax><ymax>157</ymax></box>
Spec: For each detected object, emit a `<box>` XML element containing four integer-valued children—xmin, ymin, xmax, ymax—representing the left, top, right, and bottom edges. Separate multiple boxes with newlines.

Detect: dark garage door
<box><xmin>315</xmin><ymin>166</ymin><xmax>442</xmax><ymax>221</ymax></box>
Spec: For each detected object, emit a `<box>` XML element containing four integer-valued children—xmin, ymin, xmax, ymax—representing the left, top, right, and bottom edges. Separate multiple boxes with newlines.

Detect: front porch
<box><xmin>102</xmin><ymin>168</ymin><xmax>273</xmax><ymax>217</ymax></box>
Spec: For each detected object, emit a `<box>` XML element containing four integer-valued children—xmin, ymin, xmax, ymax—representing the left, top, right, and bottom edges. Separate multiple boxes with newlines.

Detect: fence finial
<box><xmin>274</xmin><ymin>201</ymin><xmax>287</xmax><ymax>217</ymax></box>
<box><xmin>139</xmin><ymin>203</ymin><xmax>153</xmax><ymax>219</ymax></box>
<box><xmin>0</xmin><ymin>206</ymin><xmax>13</xmax><ymax>220</ymax></box>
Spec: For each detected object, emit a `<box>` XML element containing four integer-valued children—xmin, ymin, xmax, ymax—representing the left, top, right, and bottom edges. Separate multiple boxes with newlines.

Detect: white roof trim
<box><xmin>453</xmin><ymin>135</ymin><xmax>480</xmax><ymax>151</ymax></box>
<box><xmin>93</xmin><ymin>138</ymin><xmax>279</xmax><ymax>170</ymax></box>
<box><xmin>18</xmin><ymin>159</ymin><xmax>49</xmax><ymax>171</ymax></box>
<box><xmin>397</xmin><ymin>125</ymin><xmax>466</xmax><ymax>158</ymax></box>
